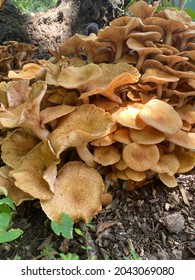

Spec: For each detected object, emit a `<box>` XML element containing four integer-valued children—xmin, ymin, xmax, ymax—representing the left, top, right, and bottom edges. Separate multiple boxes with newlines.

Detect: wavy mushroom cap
<box><xmin>41</xmin><ymin>161</ymin><xmax>105</xmax><ymax>222</ymax></box>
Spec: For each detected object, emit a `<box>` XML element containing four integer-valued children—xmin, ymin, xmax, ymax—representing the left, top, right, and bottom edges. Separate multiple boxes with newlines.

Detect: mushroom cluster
<box><xmin>0</xmin><ymin>41</ymin><xmax>36</xmax><ymax>80</ymax></box>
<box><xmin>0</xmin><ymin>0</ymin><xmax>194</xmax><ymax>223</ymax></box>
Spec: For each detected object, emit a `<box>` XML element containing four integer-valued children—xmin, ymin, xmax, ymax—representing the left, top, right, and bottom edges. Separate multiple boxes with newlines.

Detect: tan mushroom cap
<box><xmin>114</xmin><ymin>158</ymin><xmax>128</xmax><ymax>171</ymax></box>
<box><xmin>139</xmin><ymin>99</ymin><xmax>183</xmax><ymax>134</ymax></box>
<box><xmin>125</xmin><ymin>168</ymin><xmax>146</xmax><ymax>182</ymax></box>
<box><xmin>41</xmin><ymin>161</ymin><xmax>105</xmax><ymax>222</ymax></box>
<box><xmin>151</xmin><ymin>153</ymin><xmax>180</xmax><ymax>176</ymax></box>
<box><xmin>1</xmin><ymin>129</ymin><xmax>40</xmax><ymax>169</ymax></box>
<box><xmin>57</xmin><ymin>63</ymin><xmax>102</xmax><ymax>91</ymax></box>
<box><xmin>128</xmin><ymin>0</ymin><xmax>159</xmax><ymax>20</ymax></box>
<box><xmin>79</xmin><ymin>62</ymin><xmax>140</xmax><ymax>104</ymax></box>
<box><xmin>126</xmin><ymin>37</ymin><xmax>162</xmax><ymax>70</ymax></box>
<box><xmin>141</xmin><ymin>68</ymin><xmax>179</xmax><ymax>98</ymax></box>
<box><xmin>94</xmin><ymin>145</ymin><xmax>121</xmax><ymax>166</ymax></box>
<box><xmin>0</xmin><ymin>166</ymin><xmax>34</xmax><ymax>206</ymax></box>
<box><xmin>101</xmin><ymin>193</ymin><xmax>113</xmax><ymax>207</ymax></box>
<box><xmin>112</xmin><ymin>103</ymin><xmax>146</xmax><ymax>130</ymax></box>
<box><xmin>49</xmin><ymin>104</ymin><xmax>114</xmax><ymax>156</ymax></box>
<box><xmin>113</xmin><ymin>128</ymin><xmax>132</xmax><ymax>144</ymax></box>
<box><xmin>130</xmin><ymin>125</ymin><xmax>165</xmax><ymax>145</ymax></box>
<box><xmin>122</xmin><ymin>142</ymin><xmax>160</xmax><ymax>172</ymax></box>
<box><xmin>176</xmin><ymin>151</ymin><xmax>195</xmax><ymax>173</ymax></box>
<box><xmin>8</xmin><ymin>63</ymin><xmax>43</xmax><ymax>80</ymax></box>
<box><xmin>166</xmin><ymin>130</ymin><xmax>195</xmax><ymax>150</ymax></box>
<box><xmin>175</xmin><ymin>104</ymin><xmax>195</xmax><ymax>124</ymax></box>
<box><xmin>10</xmin><ymin>140</ymin><xmax>59</xmax><ymax>200</ymax></box>
<box><xmin>158</xmin><ymin>173</ymin><xmax>177</xmax><ymax>188</ymax></box>
<box><xmin>90</xmin><ymin>134</ymin><xmax>115</xmax><ymax>146</ymax></box>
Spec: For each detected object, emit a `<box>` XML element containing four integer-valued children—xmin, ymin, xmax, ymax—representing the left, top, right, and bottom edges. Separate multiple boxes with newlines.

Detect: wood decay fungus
<box><xmin>0</xmin><ymin>0</ymin><xmax>194</xmax><ymax>222</ymax></box>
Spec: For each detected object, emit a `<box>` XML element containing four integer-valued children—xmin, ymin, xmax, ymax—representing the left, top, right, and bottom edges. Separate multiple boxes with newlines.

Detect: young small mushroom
<box><xmin>94</xmin><ymin>145</ymin><xmax>121</xmax><ymax>166</ymax></box>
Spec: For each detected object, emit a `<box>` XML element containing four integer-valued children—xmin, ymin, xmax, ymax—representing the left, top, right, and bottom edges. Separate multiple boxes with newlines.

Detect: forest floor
<box><xmin>0</xmin><ymin>1</ymin><xmax>195</xmax><ymax>260</ymax></box>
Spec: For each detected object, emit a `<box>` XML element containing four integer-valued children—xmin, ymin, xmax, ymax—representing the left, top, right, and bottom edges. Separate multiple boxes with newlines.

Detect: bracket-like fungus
<box><xmin>0</xmin><ymin>0</ymin><xmax>194</xmax><ymax>223</ymax></box>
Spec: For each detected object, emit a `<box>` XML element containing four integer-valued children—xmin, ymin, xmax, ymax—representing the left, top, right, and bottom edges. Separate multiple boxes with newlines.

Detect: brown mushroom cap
<box><xmin>158</xmin><ymin>173</ymin><xmax>177</xmax><ymax>188</ymax></box>
<box><xmin>128</xmin><ymin>0</ymin><xmax>159</xmax><ymax>20</ymax></box>
<box><xmin>125</xmin><ymin>168</ymin><xmax>146</xmax><ymax>182</ymax></box>
<box><xmin>139</xmin><ymin>99</ymin><xmax>183</xmax><ymax>134</ymax></box>
<box><xmin>166</xmin><ymin>130</ymin><xmax>195</xmax><ymax>150</ymax></box>
<box><xmin>94</xmin><ymin>145</ymin><xmax>121</xmax><ymax>166</ymax></box>
<box><xmin>176</xmin><ymin>151</ymin><xmax>195</xmax><ymax>173</ymax></box>
<box><xmin>151</xmin><ymin>153</ymin><xmax>180</xmax><ymax>176</ymax></box>
<box><xmin>175</xmin><ymin>104</ymin><xmax>195</xmax><ymax>124</ymax></box>
<box><xmin>0</xmin><ymin>166</ymin><xmax>33</xmax><ymax>206</ymax></box>
<box><xmin>122</xmin><ymin>142</ymin><xmax>160</xmax><ymax>171</ymax></box>
<box><xmin>41</xmin><ymin>161</ymin><xmax>105</xmax><ymax>222</ymax></box>
<box><xmin>130</xmin><ymin>125</ymin><xmax>165</xmax><ymax>145</ymax></box>
<box><xmin>141</xmin><ymin>68</ymin><xmax>179</xmax><ymax>98</ymax></box>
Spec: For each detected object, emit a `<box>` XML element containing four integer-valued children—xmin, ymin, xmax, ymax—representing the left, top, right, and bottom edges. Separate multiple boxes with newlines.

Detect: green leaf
<box><xmin>184</xmin><ymin>8</ymin><xmax>195</xmax><ymax>19</ymax></box>
<box><xmin>59</xmin><ymin>252</ymin><xmax>79</xmax><ymax>260</ymax></box>
<box><xmin>0</xmin><ymin>228</ymin><xmax>23</xmax><ymax>243</ymax></box>
<box><xmin>51</xmin><ymin>214</ymin><xmax>74</xmax><ymax>239</ymax></box>
<box><xmin>0</xmin><ymin>196</ymin><xmax>16</xmax><ymax>210</ymax></box>
<box><xmin>74</xmin><ymin>228</ymin><xmax>84</xmax><ymax>236</ymax></box>
<box><xmin>0</xmin><ymin>213</ymin><xmax>11</xmax><ymax>231</ymax></box>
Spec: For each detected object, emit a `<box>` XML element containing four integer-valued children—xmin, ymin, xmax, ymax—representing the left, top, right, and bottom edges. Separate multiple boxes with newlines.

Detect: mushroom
<box><xmin>0</xmin><ymin>166</ymin><xmax>33</xmax><ymax>206</ymax></box>
<box><xmin>122</xmin><ymin>142</ymin><xmax>160</xmax><ymax>171</ymax></box>
<box><xmin>176</xmin><ymin>151</ymin><xmax>195</xmax><ymax>173</ymax></box>
<box><xmin>94</xmin><ymin>145</ymin><xmax>121</xmax><ymax>166</ymax></box>
<box><xmin>1</xmin><ymin>128</ymin><xmax>40</xmax><ymax>169</ymax></box>
<box><xmin>10</xmin><ymin>140</ymin><xmax>60</xmax><ymax>200</ymax></box>
<box><xmin>141</xmin><ymin>68</ymin><xmax>179</xmax><ymax>98</ymax></box>
<box><xmin>129</xmin><ymin>125</ymin><xmax>165</xmax><ymax>145</ymax></box>
<box><xmin>125</xmin><ymin>168</ymin><xmax>146</xmax><ymax>182</ymax></box>
<box><xmin>158</xmin><ymin>173</ymin><xmax>177</xmax><ymax>188</ymax></box>
<box><xmin>128</xmin><ymin>0</ymin><xmax>159</xmax><ymax>20</ymax></box>
<box><xmin>166</xmin><ymin>130</ymin><xmax>195</xmax><ymax>150</ymax></box>
<box><xmin>40</xmin><ymin>161</ymin><xmax>105</xmax><ymax>222</ymax></box>
<box><xmin>138</xmin><ymin>99</ymin><xmax>183</xmax><ymax>134</ymax></box>
<box><xmin>8</xmin><ymin>63</ymin><xmax>43</xmax><ymax>80</ymax></box>
<box><xmin>48</xmin><ymin>104</ymin><xmax>114</xmax><ymax>167</ymax></box>
<box><xmin>79</xmin><ymin>62</ymin><xmax>140</xmax><ymax>104</ymax></box>
<box><xmin>151</xmin><ymin>153</ymin><xmax>180</xmax><ymax>176</ymax></box>
<box><xmin>97</xmin><ymin>17</ymin><xmax>139</xmax><ymax>60</ymax></box>
<box><xmin>126</xmin><ymin>37</ymin><xmax>162</xmax><ymax>71</ymax></box>
<box><xmin>112</xmin><ymin>103</ymin><xmax>146</xmax><ymax>130</ymax></box>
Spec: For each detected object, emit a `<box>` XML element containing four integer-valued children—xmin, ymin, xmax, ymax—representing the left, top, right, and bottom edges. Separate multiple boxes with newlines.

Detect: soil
<box><xmin>0</xmin><ymin>0</ymin><xmax>195</xmax><ymax>260</ymax></box>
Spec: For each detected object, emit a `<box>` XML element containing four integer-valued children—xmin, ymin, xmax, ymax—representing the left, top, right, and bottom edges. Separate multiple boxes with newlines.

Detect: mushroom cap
<box><xmin>0</xmin><ymin>166</ymin><xmax>33</xmax><ymax>206</ymax></box>
<box><xmin>151</xmin><ymin>153</ymin><xmax>180</xmax><ymax>176</ymax></box>
<box><xmin>112</xmin><ymin>103</ymin><xmax>146</xmax><ymax>130</ymax></box>
<box><xmin>57</xmin><ymin>63</ymin><xmax>102</xmax><ymax>90</ymax></box>
<box><xmin>41</xmin><ymin>161</ymin><xmax>105</xmax><ymax>222</ymax></box>
<box><xmin>166</xmin><ymin>130</ymin><xmax>195</xmax><ymax>150</ymax></box>
<box><xmin>125</xmin><ymin>168</ymin><xmax>146</xmax><ymax>182</ymax></box>
<box><xmin>1</xmin><ymin>129</ymin><xmax>40</xmax><ymax>169</ymax></box>
<box><xmin>139</xmin><ymin>99</ymin><xmax>183</xmax><ymax>134</ymax></box>
<box><xmin>113</xmin><ymin>128</ymin><xmax>132</xmax><ymax>144</ymax></box>
<box><xmin>48</xmin><ymin>104</ymin><xmax>114</xmax><ymax>156</ymax></box>
<box><xmin>176</xmin><ymin>104</ymin><xmax>195</xmax><ymax>124</ymax></box>
<box><xmin>176</xmin><ymin>151</ymin><xmax>195</xmax><ymax>173</ymax></box>
<box><xmin>141</xmin><ymin>68</ymin><xmax>179</xmax><ymax>84</ymax></box>
<box><xmin>158</xmin><ymin>173</ymin><xmax>177</xmax><ymax>188</ymax></box>
<box><xmin>122</xmin><ymin>142</ymin><xmax>160</xmax><ymax>171</ymax></box>
<box><xmin>130</xmin><ymin>125</ymin><xmax>165</xmax><ymax>145</ymax></box>
<box><xmin>8</xmin><ymin>63</ymin><xmax>43</xmax><ymax>80</ymax></box>
<box><xmin>128</xmin><ymin>0</ymin><xmax>159</xmax><ymax>20</ymax></box>
<box><xmin>94</xmin><ymin>145</ymin><xmax>121</xmax><ymax>166</ymax></box>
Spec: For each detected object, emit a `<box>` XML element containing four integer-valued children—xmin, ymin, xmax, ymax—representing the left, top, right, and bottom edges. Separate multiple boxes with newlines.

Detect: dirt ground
<box><xmin>0</xmin><ymin>0</ymin><xmax>194</xmax><ymax>260</ymax></box>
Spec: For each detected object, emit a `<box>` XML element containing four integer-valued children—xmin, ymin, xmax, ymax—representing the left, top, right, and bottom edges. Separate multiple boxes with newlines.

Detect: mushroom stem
<box><xmin>76</xmin><ymin>144</ymin><xmax>97</xmax><ymax>168</ymax></box>
<box><xmin>165</xmin><ymin>31</ymin><xmax>172</xmax><ymax>45</ymax></box>
<box><xmin>156</xmin><ymin>84</ymin><xmax>163</xmax><ymax>99</ymax></box>
<box><xmin>114</xmin><ymin>43</ymin><xmax>123</xmax><ymax>61</ymax></box>
<box><xmin>136</xmin><ymin>54</ymin><xmax>146</xmax><ymax>71</ymax></box>
<box><xmin>32</xmin><ymin>127</ymin><xmax>50</xmax><ymax>140</ymax></box>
